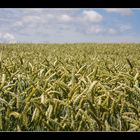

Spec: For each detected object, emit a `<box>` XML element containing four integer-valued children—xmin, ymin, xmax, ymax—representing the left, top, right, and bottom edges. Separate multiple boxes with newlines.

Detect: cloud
<box><xmin>21</xmin><ymin>15</ymin><xmax>44</xmax><ymax>27</ymax></box>
<box><xmin>82</xmin><ymin>24</ymin><xmax>131</xmax><ymax>35</ymax></box>
<box><xmin>105</xmin><ymin>8</ymin><xmax>133</xmax><ymax>16</ymax></box>
<box><xmin>83</xmin><ymin>10</ymin><xmax>103</xmax><ymax>23</ymax></box>
<box><xmin>13</xmin><ymin>21</ymin><xmax>24</xmax><ymax>27</ymax></box>
<box><xmin>85</xmin><ymin>25</ymin><xmax>105</xmax><ymax>34</ymax></box>
<box><xmin>13</xmin><ymin>13</ymin><xmax>73</xmax><ymax>30</ymax></box>
<box><xmin>13</xmin><ymin>15</ymin><xmax>48</xmax><ymax>29</ymax></box>
<box><xmin>17</xmin><ymin>8</ymin><xmax>44</xmax><ymax>14</ymax></box>
<box><xmin>132</xmin><ymin>8</ymin><xmax>140</xmax><ymax>11</ymax></box>
<box><xmin>81</xmin><ymin>25</ymin><xmax>105</xmax><ymax>35</ymax></box>
<box><xmin>43</xmin><ymin>8</ymin><xmax>80</xmax><ymax>11</ymax></box>
<box><xmin>107</xmin><ymin>28</ymin><xmax>117</xmax><ymax>34</ymax></box>
<box><xmin>119</xmin><ymin>25</ymin><xmax>132</xmax><ymax>32</ymax></box>
<box><xmin>59</xmin><ymin>14</ymin><xmax>72</xmax><ymax>22</ymax></box>
<box><xmin>24</xmin><ymin>8</ymin><xmax>44</xmax><ymax>12</ymax></box>
<box><xmin>0</xmin><ymin>32</ymin><xmax>16</xmax><ymax>43</ymax></box>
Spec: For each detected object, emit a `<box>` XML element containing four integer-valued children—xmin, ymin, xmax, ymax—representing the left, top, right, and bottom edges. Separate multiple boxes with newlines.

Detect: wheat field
<box><xmin>0</xmin><ymin>43</ymin><xmax>140</xmax><ymax>131</ymax></box>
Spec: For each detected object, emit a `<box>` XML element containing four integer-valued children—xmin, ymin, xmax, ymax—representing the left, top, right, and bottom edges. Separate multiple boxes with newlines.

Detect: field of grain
<box><xmin>0</xmin><ymin>43</ymin><xmax>140</xmax><ymax>131</ymax></box>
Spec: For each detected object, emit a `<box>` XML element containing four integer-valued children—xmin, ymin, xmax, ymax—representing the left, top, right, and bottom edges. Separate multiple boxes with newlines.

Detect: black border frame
<box><xmin>0</xmin><ymin>0</ymin><xmax>140</xmax><ymax>139</ymax></box>
<box><xmin>0</xmin><ymin>0</ymin><xmax>140</xmax><ymax>8</ymax></box>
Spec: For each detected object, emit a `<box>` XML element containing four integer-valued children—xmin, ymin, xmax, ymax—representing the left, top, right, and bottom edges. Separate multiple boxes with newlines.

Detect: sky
<box><xmin>0</xmin><ymin>8</ymin><xmax>140</xmax><ymax>43</ymax></box>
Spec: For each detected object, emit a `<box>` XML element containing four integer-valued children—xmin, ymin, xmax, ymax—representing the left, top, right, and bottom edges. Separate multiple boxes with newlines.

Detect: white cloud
<box><xmin>15</xmin><ymin>13</ymin><xmax>72</xmax><ymax>28</ymax></box>
<box><xmin>22</xmin><ymin>15</ymin><xmax>41</xmax><ymax>23</ymax></box>
<box><xmin>119</xmin><ymin>25</ymin><xmax>132</xmax><ymax>32</ymax></box>
<box><xmin>0</xmin><ymin>32</ymin><xmax>16</xmax><ymax>43</ymax></box>
<box><xmin>108</xmin><ymin>28</ymin><xmax>117</xmax><ymax>34</ymax></box>
<box><xmin>83</xmin><ymin>10</ymin><xmax>103</xmax><ymax>23</ymax></box>
<box><xmin>25</xmin><ymin>8</ymin><xmax>44</xmax><ymax>12</ymax></box>
<box><xmin>17</xmin><ymin>8</ymin><xmax>44</xmax><ymax>14</ymax></box>
<box><xmin>59</xmin><ymin>14</ymin><xmax>72</xmax><ymax>22</ymax></box>
<box><xmin>105</xmin><ymin>8</ymin><xmax>133</xmax><ymax>16</ymax></box>
<box><xmin>83</xmin><ymin>25</ymin><xmax>131</xmax><ymax>35</ymax></box>
<box><xmin>13</xmin><ymin>21</ymin><xmax>24</xmax><ymax>27</ymax></box>
<box><xmin>15</xmin><ymin>15</ymin><xmax>48</xmax><ymax>29</ymax></box>
<box><xmin>86</xmin><ymin>25</ymin><xmax>105</xmax><ymax>34</ymax></box>
<box><xmin>43</xmin><ymin>8</ymin><xmax>80</xmax><ymax>11</ymax></box>
<box><xmin>85</xmin><ymin>26</ymin><xmax>117</xmax><ymax>35</ymax></box>
<box><xmin>132</xmin><ymin>8</ymin><xmax>140</xmax><ymax>11</ymax></box>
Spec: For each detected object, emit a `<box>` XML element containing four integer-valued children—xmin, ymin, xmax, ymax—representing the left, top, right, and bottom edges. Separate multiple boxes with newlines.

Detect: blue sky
<box><xmin>0</xmin><ymin>8</ymin><xmax>140</xmax><ymax>43</ymax></box>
